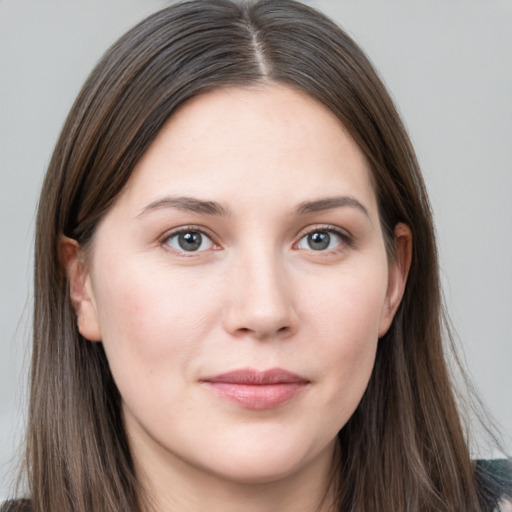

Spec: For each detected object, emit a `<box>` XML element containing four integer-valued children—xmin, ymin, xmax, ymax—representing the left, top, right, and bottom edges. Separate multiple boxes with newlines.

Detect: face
<box><xmin>66</xmin><ymin>85</ymin><xmax>409</xmax><ymax>488</ymax></box>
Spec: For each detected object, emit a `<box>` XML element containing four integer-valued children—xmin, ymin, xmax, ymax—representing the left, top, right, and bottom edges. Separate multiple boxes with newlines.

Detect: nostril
<box><xmin>223</xmin><ymin>289</ymin><xmax>299</xmax><ymax>339</ymax></box>
<box><xmin>233</xmin><ymin>324</ymin><xmax>292</xmax><ymax>339</ymax></box>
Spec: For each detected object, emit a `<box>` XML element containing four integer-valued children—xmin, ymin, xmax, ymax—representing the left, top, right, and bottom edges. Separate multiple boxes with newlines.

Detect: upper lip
<box><xmin>201</xmin><ymin>367</ymin><xmax>309</xmax><ymax>385</ymax></box>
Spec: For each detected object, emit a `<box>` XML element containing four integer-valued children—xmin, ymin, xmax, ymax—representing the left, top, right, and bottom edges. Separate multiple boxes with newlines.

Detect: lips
<box><xmin>201</xmin><ymin>368</ymin><xmax>309</xmax><ymax>410</ymax></box>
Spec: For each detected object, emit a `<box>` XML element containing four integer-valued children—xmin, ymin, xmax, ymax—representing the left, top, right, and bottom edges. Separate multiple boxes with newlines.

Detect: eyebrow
<box><xmin>138</xmin><ymin>194</ymin><xmax>369</xmax><ymax>218</ymax></box>
<box><xmin>138</xmin><ymin>196</ymin><xmax>232</xmax><ymax>217</ymax></box>
<box><xmin>295</xmin><ymin>196</ymin><xmax>369</xmax><ymax>217</ymax></box>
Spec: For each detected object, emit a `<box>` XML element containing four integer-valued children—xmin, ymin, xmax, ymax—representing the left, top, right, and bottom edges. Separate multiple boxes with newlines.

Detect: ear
<box><xmin>59</xmin><ymin>236</ymin><xmax>102</xmax><ymax>342</ymax></box>
<box><xmin>378</xmin><ymin>223</ymin><xmax>412</xmax><ymax>338</ymax></box>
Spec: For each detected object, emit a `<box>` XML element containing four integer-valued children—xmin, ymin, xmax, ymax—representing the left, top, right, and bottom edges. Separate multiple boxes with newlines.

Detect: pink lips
<box><xmin>201</xmin><ymin>368</ymin><xmax>309</xmax><ymax>410</ymax></box>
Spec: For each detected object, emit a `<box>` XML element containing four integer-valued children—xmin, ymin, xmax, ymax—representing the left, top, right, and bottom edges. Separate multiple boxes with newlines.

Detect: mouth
<box><xmin>200</xmin><ymin>368</ymin><xmax>310</xmax><ymax>410</ymax></box>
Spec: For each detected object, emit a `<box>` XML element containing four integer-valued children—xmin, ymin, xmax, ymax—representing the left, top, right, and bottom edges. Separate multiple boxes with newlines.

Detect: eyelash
<box><xmin>295</xmin><ymin>225</ymin><xmax>353</xmax><ymax>254</ymax></box>
<box><xmin>160</xmin><ymin>225</ymin><xmax>353</xmax><ymax>256</ymax></box>
<box><xmin>160</xmin><ymin>226</ymin><xmax>219</xmax><ymax>257</ymax></box>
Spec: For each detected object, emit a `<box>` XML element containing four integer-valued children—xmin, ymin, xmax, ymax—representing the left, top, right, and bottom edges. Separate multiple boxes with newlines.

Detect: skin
<box><xmin>62</xmin><ymin>85</ymin><xmax>411</xmax><ymax>512</ymax></box>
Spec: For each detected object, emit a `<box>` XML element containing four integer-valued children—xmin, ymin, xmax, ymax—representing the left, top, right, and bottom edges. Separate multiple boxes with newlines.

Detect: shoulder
<box><xmin>0</xmin><ymin>500</ymin><xmax>32</xmax><ymax>512</ymax></box>
<box><xmin>476</xmin><ymin>459</ymin><xmax>512</xmax><ymax>511</ymax></box>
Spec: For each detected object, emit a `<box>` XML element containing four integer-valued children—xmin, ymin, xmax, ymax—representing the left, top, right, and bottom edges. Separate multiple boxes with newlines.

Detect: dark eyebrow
<box><xmin>294</xmin><ymin>196</ymin><xmax>369</xmax><ymax>217</ymax></box>
<box><xmin>138</xmin><ymin>196</ymin><xmax>232</xmax><ymax>217</ymax></box>
<box><xmin>138</xmin><ymin>195</ymin><xmax>368</xmax><ymax>218</ymax></box>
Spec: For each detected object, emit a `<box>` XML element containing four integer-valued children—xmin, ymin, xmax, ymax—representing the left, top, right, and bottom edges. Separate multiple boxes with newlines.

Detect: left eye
<box><xmin>165</xmin><ymin>230</ymin><xmax>215</xmax><ymax>252</ymax></box>
<box><xmin>296</xmin><ymin>230</ymin><xmax>344</xmax><ymax>251</ymax></box>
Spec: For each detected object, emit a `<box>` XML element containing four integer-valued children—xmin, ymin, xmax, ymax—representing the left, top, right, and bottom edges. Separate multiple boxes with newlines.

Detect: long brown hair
<box><xmin>23</xmin><ymin>1</ymin><xmax>505</xmax><ymax>511</ymax></box>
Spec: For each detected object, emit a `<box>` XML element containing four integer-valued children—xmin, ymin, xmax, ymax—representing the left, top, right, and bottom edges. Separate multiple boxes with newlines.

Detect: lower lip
<box><xmin>204</xmin><ymin>382</ymin><xmax>308</xmax><ymax>410</ymax></box>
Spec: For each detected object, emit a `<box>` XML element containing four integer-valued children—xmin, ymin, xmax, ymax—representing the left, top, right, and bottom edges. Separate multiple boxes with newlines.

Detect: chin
<box><xmin>197</xmin><ymin>433</ymin><xmax>335</xmax><ymax>486</ymax></box>
<box><xmin>207</xmin><ymin>456</ymin><xmax>306</xmax><ymax>485</ymax></box>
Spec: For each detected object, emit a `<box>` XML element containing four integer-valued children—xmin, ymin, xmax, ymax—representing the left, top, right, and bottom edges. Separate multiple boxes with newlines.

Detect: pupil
<box><xmin>178</xmin><ymin>232</ymin><xmax>202</xmax><ymax>251</ymax></box>
<box><xmin>308</xmin><ymin>232</ymin><xmax>330</xmax><ymax>250</ymax></box>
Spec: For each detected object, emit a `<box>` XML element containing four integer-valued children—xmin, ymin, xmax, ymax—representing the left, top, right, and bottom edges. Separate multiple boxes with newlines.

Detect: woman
<box><xmin>4</xmin><ymin>0</ymin><xmax>510</xmax><ymax>511</ymax></box>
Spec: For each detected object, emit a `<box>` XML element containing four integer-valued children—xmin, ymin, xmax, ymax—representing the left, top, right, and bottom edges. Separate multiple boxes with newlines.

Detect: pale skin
<box><xmin>61</xmin><ymin>85</ymin><xmax>412</xmax><ymax>512</ymax></box>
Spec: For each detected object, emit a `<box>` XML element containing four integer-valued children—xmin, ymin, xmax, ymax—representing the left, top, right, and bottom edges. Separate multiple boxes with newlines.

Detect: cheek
<box><xmin>304</xmin><ymin>260</ymin><xmax>388</xmax><ymax>341</ymax></box>
<box><xmin>300</xmin><ymin>262</ymin><xmax>387</xmax><ymax>416</ymax></box>
<box><xmin>92</xmin><ymin>260</ymin><xmax>221</xmax><ymax>382</ymax></box>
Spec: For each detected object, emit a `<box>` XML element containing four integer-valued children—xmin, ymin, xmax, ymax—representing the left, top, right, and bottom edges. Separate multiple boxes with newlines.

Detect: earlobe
<box><xmin>378</xmin><ymin>223</ymin><xmax>412</xmax><ymax>338</ymax></box>
<box><xmin>59</xmin><ymin>236</ymin><xmax>102</xmax><ymax>342</ymax></box>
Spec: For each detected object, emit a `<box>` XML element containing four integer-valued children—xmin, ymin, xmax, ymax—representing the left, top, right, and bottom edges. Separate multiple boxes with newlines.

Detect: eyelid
<box><xmin>294</xmin><ymin>224</ymin><xmax>353</xmax><ymax>252</ymax></box>
<box><xmin>160</xmin><ymin>225</ymin><xmax>221</xmax><ymax>255</ymax></box>
<box><xmin>158</xmin><ymin>223</ymin><xmax>353</xmax><ymax>255</ymax></box>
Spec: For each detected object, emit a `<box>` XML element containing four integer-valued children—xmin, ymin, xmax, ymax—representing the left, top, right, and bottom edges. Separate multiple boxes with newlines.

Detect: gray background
<box><xmin>1</xmin><ymin>0</ymin><xmax>511</xmax><ymax>500</ymax></box>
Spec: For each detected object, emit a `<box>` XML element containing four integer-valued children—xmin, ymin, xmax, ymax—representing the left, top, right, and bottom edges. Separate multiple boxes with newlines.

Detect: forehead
<box><xmin>120</xmin><ymin>84</ymin><xmax>377</xmax><ymax>217</ymax></box>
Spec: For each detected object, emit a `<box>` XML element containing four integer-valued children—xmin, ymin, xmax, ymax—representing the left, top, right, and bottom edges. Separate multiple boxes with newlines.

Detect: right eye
<box><xmin>164</xmin><ymin>229</ymin><xmax>215</xmax><ymax>253</ymax></box>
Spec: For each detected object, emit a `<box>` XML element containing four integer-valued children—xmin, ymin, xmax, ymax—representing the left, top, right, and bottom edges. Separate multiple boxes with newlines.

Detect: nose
<box><xmin>222</xmin><ymin>249</ymin><xmax>298</xmax><ymax>340</ymax></box>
